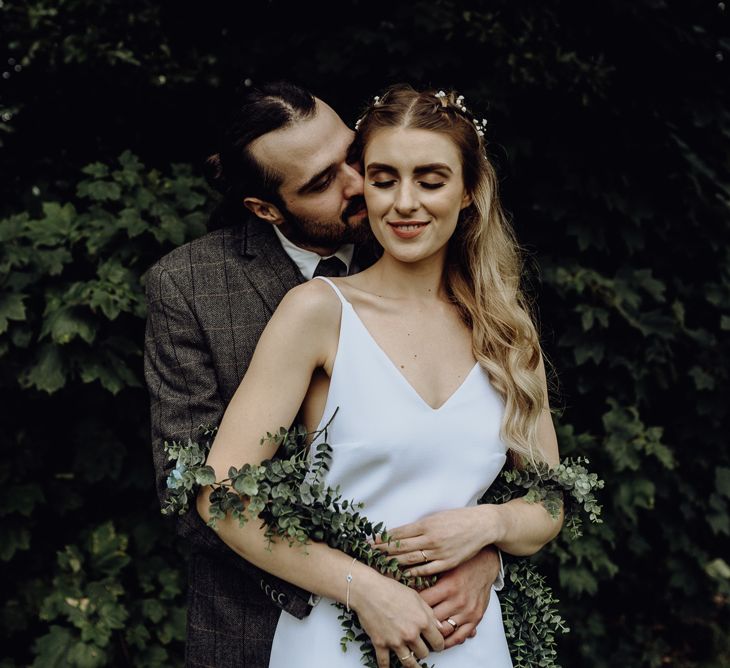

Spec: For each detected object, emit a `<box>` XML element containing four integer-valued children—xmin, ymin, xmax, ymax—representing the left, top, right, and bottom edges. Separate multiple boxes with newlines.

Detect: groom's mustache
<box><xmin>342</xmin><ymin>196</ymin><xmax>367</xmax><ymax>224</ymax></box>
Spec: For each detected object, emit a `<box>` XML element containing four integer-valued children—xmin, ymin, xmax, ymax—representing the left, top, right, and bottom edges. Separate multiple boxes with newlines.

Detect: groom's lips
<box><xmin>343</xmin><ymin>200</ymin><xmax>367</xmax><ymax>223</ymax></box>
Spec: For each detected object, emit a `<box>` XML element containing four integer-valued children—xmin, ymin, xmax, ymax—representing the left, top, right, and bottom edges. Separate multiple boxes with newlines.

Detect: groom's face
<box><xmin>248</xmin><ymin>99</ymin><xmax>369</xmax><ymax>250</ymax></box>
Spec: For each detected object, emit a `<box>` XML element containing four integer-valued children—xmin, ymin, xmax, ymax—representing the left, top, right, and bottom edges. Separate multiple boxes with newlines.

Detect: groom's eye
<box><xmin>311</xmin><ymin>173</ymin><xmax>335</xmax><ymax>192</ymax></box>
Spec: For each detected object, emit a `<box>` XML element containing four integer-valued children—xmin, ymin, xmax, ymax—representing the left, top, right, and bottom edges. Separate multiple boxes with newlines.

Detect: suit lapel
<box><xmin>236</xmin><ymin>219</ymin><xmax>305</xmax><ymax>314</ymax></box>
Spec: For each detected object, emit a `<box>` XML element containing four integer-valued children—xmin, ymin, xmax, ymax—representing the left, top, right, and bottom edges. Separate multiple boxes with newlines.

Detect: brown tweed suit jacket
<box><xmin>144</xmin><ymin>220</ymin><xmax>316</xmax><ymax>667</ymax></box>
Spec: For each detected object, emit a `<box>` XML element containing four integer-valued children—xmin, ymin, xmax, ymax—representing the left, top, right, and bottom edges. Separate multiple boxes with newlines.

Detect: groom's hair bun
<box><xmin>204</xmin><ymin>153</ymin><xmax>227</xmax><ymax>195</ymax></box>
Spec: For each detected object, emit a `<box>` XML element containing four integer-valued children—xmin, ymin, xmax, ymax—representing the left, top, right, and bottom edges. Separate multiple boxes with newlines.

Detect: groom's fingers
<box><xmin>394</xmin><ymin>552</ymin><xmax>459</xmax><ymax>575</ymax></box>
<box><xmin>443</xmin><ymin>622</ymin><xmax>477</xmax><ymax>649</ymax></box>
<box><xmin>404</xmin><ymin>560</ymin><xmax>448</xmax><ymax>578</ymax></box>
<box><xmin>418</xmin><ymin>580</ymin><xmax>449</xmax><ymax>608</ymax></box>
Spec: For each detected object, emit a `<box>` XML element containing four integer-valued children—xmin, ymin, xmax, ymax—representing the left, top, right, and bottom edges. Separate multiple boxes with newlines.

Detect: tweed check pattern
<box><xmin>144</xmin><ymin>220</ymin><xmax>313</xmax><ymax>667</ymax></box>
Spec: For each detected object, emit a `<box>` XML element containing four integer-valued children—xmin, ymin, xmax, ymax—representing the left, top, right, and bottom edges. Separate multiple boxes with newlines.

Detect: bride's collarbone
<box><xmin>361</xmin><ymin>316</ymin><xmax>477</xmax><ymax>399</ymax></box>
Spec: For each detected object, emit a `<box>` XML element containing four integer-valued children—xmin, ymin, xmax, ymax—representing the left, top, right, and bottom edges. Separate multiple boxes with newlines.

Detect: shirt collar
<box><xmin>273</xmin><ymin>225</ymin><xmax>354</xmax><ymax>280</ymax></box>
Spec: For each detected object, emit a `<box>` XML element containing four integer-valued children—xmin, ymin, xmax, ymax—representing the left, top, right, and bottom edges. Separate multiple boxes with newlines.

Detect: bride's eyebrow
<box><xmin>413</xmin><ymin>163</ymin><xmax>453</xmax><ymax>176</ymax></box>
<box><xmin>366</xmin><ymin>162</ymin><xmax>453</xmax><ymax>175</ymax></box>
<box><xmin>366</xmin><ymin>162</ymin><xmax>397</xmax><ymax>175</ymax></box>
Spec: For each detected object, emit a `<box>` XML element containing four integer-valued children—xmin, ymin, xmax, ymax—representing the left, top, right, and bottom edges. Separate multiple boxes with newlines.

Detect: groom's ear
<box><xmin>243</xmin><ymin>197</ymin><xmax>285</xmax><ymax>225</ymax></box>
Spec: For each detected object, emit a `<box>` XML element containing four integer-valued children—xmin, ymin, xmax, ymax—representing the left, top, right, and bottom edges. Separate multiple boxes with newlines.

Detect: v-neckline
<box><xmin>343</xmin><ymin>301</ymin><xmax>480</xmax><ymax>412</ymax></box>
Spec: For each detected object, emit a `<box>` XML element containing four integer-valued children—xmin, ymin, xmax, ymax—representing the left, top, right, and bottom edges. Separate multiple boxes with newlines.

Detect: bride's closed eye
<box><xmin>369</xmin><ymin>180</ymin><xmax>446</xmax><ymax>190</ymax></box>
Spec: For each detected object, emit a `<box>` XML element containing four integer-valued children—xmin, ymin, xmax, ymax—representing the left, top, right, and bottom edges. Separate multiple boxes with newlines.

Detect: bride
<box><xmin>198</xmin><ymin>84</ymin><xmax>562</xmax><ymax>667</ymax></box>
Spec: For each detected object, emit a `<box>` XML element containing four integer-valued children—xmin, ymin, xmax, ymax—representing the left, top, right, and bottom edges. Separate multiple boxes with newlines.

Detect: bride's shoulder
<box><xmin>274</xmin><ymin>279</ymin><xmax>344</xmax><ymax>329</ymax></box>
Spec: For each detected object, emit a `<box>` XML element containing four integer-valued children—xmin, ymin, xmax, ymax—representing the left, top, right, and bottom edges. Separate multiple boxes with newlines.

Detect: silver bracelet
<box><xmin>345</xmin><ymin>557</ymin><xmax>358</xmax><ymax>612</ymax></box>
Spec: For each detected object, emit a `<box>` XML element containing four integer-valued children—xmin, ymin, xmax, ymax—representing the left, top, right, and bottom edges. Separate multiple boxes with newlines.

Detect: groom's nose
<box><xmin>342</xmin><ymin>163</ymin><xmax>364</xmax><ymax>199</ymax></box>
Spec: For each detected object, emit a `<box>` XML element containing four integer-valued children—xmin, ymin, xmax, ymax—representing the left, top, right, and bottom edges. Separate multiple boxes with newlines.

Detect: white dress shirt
<box><xmin>273</xmin><ymin>225</ymin><xmax>354</xmax><ymax>279</ymax></box>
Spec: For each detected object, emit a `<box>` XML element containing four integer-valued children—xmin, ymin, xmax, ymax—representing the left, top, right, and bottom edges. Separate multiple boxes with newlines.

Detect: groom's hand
<box><xmin>417</xmin><ymin>546</ymin><xmax>500</xmax><ymax>649</ymax></box>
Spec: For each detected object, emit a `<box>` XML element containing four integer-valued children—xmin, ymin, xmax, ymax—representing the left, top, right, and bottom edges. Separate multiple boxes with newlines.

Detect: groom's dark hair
<box><xmin>205</xmin><ymin>80</ymin><xmax>317</xmax><ymax>229</ymax></box>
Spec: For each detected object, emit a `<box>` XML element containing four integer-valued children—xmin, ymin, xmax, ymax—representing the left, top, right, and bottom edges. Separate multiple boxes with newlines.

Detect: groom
<box><xmin>144</xmin><ymin>81</ymin><xmax>502</xmax><ymax>667</ymax></box>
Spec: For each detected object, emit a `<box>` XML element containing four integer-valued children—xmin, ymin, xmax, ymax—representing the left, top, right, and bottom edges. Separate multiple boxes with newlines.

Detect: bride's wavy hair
<box><xmin>353</xmin><ymin>84</ymin><xmax>547</xmax><ymax>464</ymax></box>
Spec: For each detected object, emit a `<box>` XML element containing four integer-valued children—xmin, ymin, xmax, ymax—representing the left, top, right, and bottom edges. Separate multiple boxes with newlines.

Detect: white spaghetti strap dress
<box><xmin>268</xmin><ymin>277</ymin><xmax>513</xmax><ymax>667</ymax></box>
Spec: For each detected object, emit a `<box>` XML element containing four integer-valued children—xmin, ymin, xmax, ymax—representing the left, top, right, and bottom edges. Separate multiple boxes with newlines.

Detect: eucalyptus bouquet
<box><xmin>163</xmin><ymin>414</ymin><xmax>603</xmax><ymax>668</ymax></box>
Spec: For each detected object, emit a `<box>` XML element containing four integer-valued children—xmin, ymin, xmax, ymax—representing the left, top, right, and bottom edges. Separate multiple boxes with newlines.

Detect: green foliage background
<box><xmin>1</xmin><ymin>1</ymin><xmax>728</xmax><ymax>666</ymax></box>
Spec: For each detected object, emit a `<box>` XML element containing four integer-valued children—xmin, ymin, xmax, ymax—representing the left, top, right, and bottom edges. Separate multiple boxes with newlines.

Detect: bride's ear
<box><xmin>244</xmin><ymin>197</ymin><xmax>285</xmax><ymax>225</ymax></box>
<box><xmin>461</xmin><ymin>191</ymin><xmax>473</xmax><ymax>209</ymax></box>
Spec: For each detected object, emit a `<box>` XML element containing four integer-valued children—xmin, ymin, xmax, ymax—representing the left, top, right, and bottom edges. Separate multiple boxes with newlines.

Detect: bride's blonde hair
<box><xmin>354</xmin><ymin>84</ymin><xmax>547</xmax><ymax>464</ymax></box>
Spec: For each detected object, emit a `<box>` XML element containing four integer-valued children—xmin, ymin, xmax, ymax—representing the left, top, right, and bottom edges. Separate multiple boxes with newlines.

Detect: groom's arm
<box><xmin>143</xmin><ymin>259</ymin><xmax>313</xmax><ymax>619</ymax></box>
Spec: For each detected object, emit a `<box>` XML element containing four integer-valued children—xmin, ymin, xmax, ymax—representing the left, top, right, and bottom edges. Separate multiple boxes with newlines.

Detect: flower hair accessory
<box><xmin>435</xmin><ymin>90</ymin><xmax>487</xmax><ymax>138</ymax></box>
<box><xmin>435</xmin><ymin>90</ymin><xmax>449</xmax><ymax>108</ymax></box>
<box><xmin>354</xmin><ymin>95</ymin><xmax>382</xmax><ymax>130</ymax></box>
<box><xmin>354</xmin><ymin>88</ymin><xmax>488</xmax><ymax>139</ymax></box>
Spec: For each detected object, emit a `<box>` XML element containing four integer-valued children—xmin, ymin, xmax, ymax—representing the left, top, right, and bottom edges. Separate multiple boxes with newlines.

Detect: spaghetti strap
<box><xmin>312</xmin><ymin>276</ymin><xmax>350</xmax><ymax>305</ymax></box>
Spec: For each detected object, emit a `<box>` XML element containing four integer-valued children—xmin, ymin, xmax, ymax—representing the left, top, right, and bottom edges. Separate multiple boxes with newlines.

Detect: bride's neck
<box><xmin>368</xmin><ymin>251</ymin><xmax>447</xmax><ymax>300</ymax></box>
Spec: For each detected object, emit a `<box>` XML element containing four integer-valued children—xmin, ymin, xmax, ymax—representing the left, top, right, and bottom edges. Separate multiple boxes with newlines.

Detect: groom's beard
<box><xmin>278</xmin><ymin>196</ymin><xmax>373</xmax><ymax>247</ymax></box>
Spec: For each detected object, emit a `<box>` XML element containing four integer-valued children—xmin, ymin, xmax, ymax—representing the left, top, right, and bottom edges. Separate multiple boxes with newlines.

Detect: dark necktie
<box><xmin>313</xmin><ymin>256</ymin><xmax>347</xmax><ymax>278</ymax></box>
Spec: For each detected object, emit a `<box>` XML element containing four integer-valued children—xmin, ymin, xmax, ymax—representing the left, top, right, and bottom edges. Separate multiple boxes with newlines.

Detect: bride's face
<box><xmin>363</xmin><ymin>127</ymin><xmax>471</xmax><ymax>265</ymax></box>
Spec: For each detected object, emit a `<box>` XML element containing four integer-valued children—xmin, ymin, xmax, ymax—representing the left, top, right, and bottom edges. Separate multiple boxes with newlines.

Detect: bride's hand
<box><xmin>372</xmin><ymin>506</ymin><xmax>504</xmax><ymax>577</ymax></box>
<box><xmin>350</xmin><ymin>567</ymin><xmax>445</xmax><ymax>668</ymax></box>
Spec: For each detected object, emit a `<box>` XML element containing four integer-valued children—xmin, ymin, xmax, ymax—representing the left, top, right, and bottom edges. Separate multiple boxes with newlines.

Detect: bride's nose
<box><xmin>394</xmin><ymin>182</ymin><xmax>419</xmax><ymax>215</ymax></box>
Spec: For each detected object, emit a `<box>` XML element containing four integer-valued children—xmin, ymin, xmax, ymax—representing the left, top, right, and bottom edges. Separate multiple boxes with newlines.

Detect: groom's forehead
<box><xmin>250</xmin><ymin>100</ymin><xmax>352</xmax><ymax>188</ymax></box>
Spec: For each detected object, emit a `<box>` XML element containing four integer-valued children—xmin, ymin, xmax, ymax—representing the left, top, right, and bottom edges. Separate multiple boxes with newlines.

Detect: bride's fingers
<box><xmin>391</xmin><ymin>550</ymin><xmax>435</xmax><ymax>566</ymax></box>
<box><xmin>372</xmin><ymin>529</ymin><xmax>431</xmax><ymax>553</ymax></box>
<box><xmin>395</xmin><ymin>646</ymin><xmax>418</xmax><ymax>666</ymax></box>
<box><xmin>404</xmin><ymin>560</ymin><xmax>450</xmax><ymax>578</ymax></box>
<box><xmin>375</xmin><ymin>646</ymin><xmax>391</xmax><ymax>668</ymax></box>
<box><xmin>374</xmin><ymin>537</ymin><xmax>433</xmax><ymax>557</ymax></box>
<box><xmin>385</xmin><ymin>520</ymin><xmax>423</xmax><ymax>543</ymax></box>
<box><xmin>410</xmin><ymin>636</ymin><xmax>430</xmax><ymax>660</ymax></box>
<box><xmin>422</xmin><ymin>618</ymin><xmax>445</xmax><ymax>653</ymax></box>
<box><xmin>371</xmin><ymin>538</ymin><xmax>413</xmax><ymax>554</ymax></box>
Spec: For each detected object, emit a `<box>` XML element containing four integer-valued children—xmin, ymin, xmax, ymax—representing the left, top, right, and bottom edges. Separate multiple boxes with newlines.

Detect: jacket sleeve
<box><xmin>143</xmin><ymin>260</ymin><xmax>312</xmax><ymax>619</ymax></box>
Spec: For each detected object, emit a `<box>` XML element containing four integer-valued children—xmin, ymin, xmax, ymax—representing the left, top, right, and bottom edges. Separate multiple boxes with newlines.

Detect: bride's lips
<box><xmin>387</xmin><ymin>220</ymin><xmax>430</xmax><ymax>239</ymax></box>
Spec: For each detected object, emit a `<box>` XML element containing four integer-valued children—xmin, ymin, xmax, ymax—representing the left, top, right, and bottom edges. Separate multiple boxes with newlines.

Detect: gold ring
<box><xmin>399</xmin><ymin>650</ymin><xmax>415</xmax><ymax>661</ymax></box>
<box><xmin>446</xmin><ymin>617</ymin><xmax>458</xmax><ymax>629</ymax></box>
<box><xmin>420</xmin><ymin>549</ymin><xmax>429</xmax><ymax>562</ymax></box>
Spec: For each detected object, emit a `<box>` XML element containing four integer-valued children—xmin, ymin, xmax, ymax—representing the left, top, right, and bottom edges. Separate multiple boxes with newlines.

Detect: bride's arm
<box><xmin>481</xmin><ymin>381</ymin><xmax>563</xmax><ymax>556</ymax></box>
<box><xmin>374</xmin><ymin>358</ymin><xmax>563</xmax><ymax>576</ymax></box>
<box><xmin>196</xmin><ymin>281</ymin><xmax>444</xmax><ymax>666</ymax></box>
